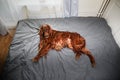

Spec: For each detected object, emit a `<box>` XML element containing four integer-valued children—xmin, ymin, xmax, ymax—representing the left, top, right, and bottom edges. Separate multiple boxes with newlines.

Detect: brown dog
<box><xmin>32</xmin><ymin>24</ymin><xmax>96</xmax><ymax>67</ymax></box>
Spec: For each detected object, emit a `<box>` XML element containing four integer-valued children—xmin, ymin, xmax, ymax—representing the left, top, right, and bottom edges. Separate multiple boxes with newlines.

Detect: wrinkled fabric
<box><xmin>2</xmin><ymin>17</ymin><xmax>120</xmax><ymax>80</ymax></box>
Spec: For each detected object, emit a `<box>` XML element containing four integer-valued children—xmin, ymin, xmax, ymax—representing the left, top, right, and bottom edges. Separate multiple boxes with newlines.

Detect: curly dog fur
<box><xmin>32</xmin><ymin>24</ymin><xmax>96</xmax><ymax>67</ymax></box>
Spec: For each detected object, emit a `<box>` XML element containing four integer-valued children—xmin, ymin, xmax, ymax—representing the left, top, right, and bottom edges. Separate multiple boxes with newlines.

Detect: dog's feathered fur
<box><xmin>32</xmin><ymin>24</ymin><xmax>96</xmax><ymax>67</ymax></box>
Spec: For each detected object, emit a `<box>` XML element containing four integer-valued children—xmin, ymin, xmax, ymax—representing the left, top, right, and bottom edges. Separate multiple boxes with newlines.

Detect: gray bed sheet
<box><xmin>2</xmin><ymin>17</ymin><xmax>120</xmax><ymax>80</ymax></box>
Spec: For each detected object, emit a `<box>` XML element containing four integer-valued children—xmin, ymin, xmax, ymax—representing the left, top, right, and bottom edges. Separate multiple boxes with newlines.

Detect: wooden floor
<box><xmin>0</xmin><ymin>29</ymin><xmax>16</xmax><ymax>76</ymax></box>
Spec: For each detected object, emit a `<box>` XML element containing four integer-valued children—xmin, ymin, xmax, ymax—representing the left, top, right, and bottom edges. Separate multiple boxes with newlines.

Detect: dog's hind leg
<box><xmin>81</xmin><ymin>47</ymin><xmax>96</xmax><ymax>67</ymax></box>
<box><xmin>72</xmin><ymin>46</ymin><xmax>82</xmax><ymax>60</ymax></box>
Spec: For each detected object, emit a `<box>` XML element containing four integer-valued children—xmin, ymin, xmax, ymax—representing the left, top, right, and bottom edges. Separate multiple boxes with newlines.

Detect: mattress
<box><xmin>2</xmin><ymin>17</ymin><xmax>120</xmax><ymax>80</ymax></box>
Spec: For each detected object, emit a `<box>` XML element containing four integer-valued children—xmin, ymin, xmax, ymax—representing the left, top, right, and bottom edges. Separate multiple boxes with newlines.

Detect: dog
<box><xmin>32</xmin><ymin>24</ymin><xmax>96</xmax><ymax>67</ymax></box>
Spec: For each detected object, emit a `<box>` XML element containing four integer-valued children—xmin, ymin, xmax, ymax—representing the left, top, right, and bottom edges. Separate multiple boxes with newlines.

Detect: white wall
<box><xmin>0</xmin><ymin>0</ymin><xmax>63</xmax><ymax>29</ymax></box>
<box><xmin>0</xmin><ymin>0</ymin><xmax>105</xmax><ymax>29</ymax></box>
<box><xmin>103</xmin><ymin>0</ymin><xmax>120</xmax><ymax>47</ymax></box>
<box><xmin>17</xmin><ymin>0</ymin><xmax>63</xmax><ymax>19</ymax></box>
<box><xmin>0</xmin><ymin>0</ymin><xmax>15</xmax><ymax>28</ymax></box>
<box><xmin>23</xmin><ymin>0</ymin><xmax>104</xmax><ymax>18</ymax></box>
<box><xmin>25</xmin><ymin>0</ymin><xmax>104</xmax><ymax>18</ymax></box>
<box><xmin>78</xmin><ymin>0</ymin><xmax>104</xmax><ymax>16</ymax></box>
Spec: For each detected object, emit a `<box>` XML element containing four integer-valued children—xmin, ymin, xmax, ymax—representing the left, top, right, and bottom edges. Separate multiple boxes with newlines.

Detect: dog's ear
<box><xmin>46</xmin><ymin>24</ymin><xmax>52</xmax><ymax>36</ymax></box>
<box><xmin>39</xmin><ymin>26</ymin><xmax>44</xmax><ymax>40</ymax></box>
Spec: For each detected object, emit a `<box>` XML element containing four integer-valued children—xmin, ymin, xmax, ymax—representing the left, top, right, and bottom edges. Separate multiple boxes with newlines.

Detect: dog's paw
<box><xmin>75</xmin><ymin>57</ymin><xmax>80</xmax><ymax>60</ymax></box>
<box><xmin>32</xmin><ymin>58</ymin><xmax>38</xmax><ymax>62</ymax></box>
<box><xmin>92</xmin><ymin>63</ymin><xmax>96</xmax><ymax>68</ymax></box>
<box><xmin>75</xmin><ymin>54</ymin><xmax>81</xmax><ymax>60</ymax></box>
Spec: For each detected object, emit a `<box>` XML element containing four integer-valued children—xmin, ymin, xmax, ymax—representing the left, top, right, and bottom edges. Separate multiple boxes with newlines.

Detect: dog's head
<box><xmin>39</xmin><ymin>24</ymin><xmax>52</xmax><ymax>39</ymax></box>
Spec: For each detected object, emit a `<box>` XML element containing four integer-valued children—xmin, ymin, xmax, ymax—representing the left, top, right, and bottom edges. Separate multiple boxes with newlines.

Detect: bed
<box><xmin>2</xmin><ymin>17</ymin><xmax>120</xmax><ymax>80</ymax></box>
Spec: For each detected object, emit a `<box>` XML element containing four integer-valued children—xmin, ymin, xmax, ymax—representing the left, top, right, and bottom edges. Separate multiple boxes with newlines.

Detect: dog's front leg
<box><xmin>38</xmin><ymin>40</ymin><xmax>44</xmax><ymax>51</ymax></box>
<box><xmin>32</xmin><ymin>44</ymin><xmax>51</xmax><ymax>62</ymax></box>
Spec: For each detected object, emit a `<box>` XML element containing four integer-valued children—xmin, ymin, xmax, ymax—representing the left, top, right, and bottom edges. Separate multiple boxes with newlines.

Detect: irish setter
<box><xmin>32</xmin><ymin>24</ymin><xmax>96</xmax><ymax>67</ymax></box>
